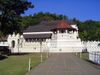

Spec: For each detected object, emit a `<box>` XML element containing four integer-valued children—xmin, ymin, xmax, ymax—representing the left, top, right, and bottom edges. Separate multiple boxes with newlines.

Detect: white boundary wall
<box><xmin>83</xmin><ymin>41</ymin><xmax>100</xmax><ymax>64</ymax></box>
<box><xmin>0</xmin><ymin>42</ymin><xmax>9</xmax><ymax>46</ymax></box>
<box><xmin>89</xmin><ymin>52</ymin><xmax>100</xmax><ymax>64</ymax></box>
<box><xmin>83</xmin><ymin>41</ymin><xmax>100</xmax><ymax>52</ymax></box>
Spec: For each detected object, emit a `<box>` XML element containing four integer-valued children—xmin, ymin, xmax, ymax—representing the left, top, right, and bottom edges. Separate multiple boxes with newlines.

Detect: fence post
<box><xmin>46</xmin><ymin>50</ymin><xmax>49</xmax><ymax>58</ymax></box>
<box><xmin>80</xmin><ymin>52</ymin><xmax>82</xmax><ymax>58</ymax></box>
<box><xmin>28</xmin><ymin>57</ymin><xmax>31</xmax><ymax>71</ymax></box>
<box><xmin>76</xmin><ymin>52</ymin><xmax>77</xmax><ymax>56</ymax></box>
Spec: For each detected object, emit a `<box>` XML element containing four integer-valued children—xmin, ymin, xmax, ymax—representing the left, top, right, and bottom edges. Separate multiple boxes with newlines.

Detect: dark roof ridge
<box><xmin>23</xmin><ymin>20</ymin><xmax>76</xmax><ymax>32</ymax></box>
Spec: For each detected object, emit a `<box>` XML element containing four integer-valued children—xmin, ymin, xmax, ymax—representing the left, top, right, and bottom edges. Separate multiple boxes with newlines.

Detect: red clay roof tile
<box><xmin>57</xmin><ymin>20</ymin><xmax>73</xmax><ymax>29</ymax></box>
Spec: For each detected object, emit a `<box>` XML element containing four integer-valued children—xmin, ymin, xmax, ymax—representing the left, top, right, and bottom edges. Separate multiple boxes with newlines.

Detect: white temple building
<box><xmin>7</xmin><ymin>20</ymin><xmax>84</xmax><ymax>53</ymax></box>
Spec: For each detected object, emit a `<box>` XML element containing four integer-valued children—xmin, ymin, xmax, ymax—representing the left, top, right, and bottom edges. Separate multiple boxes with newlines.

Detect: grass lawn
<box><xmin>76</xmin><ymin>52</ymin><xmax>89</xmax><ymax>60</ymax></box>
<box><xmin>81</xmin><ymin>52</ymin><xmax>89</xmax><ymax>60</ymax></box>
<box><xmin>0</xmin><ymin>53</ymin><xmax>48</xmax><ymax>75</ymax></box>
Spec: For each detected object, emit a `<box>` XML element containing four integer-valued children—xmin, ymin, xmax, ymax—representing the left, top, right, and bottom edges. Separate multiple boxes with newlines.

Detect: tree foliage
<box><xmin>78</xmin><ymin>20</ymin><xmax>100</xmax><ymax>41</ymax></box>
<box><xmin>21</xmin><ymin>12</ymin><xmax>68</xmax><ymax>29</ymax></box>
<box><xmin>0</xmin><ymin>0</ymin><xmax>33</xmax><ymax>35</ymax></box>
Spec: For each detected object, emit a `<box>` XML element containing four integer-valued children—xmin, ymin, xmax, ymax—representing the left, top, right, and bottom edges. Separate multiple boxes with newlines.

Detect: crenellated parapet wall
<box><xmin>7</xmin><ymin>30</ymin><xmax>84</xmax><ymax>53</ymax></box>
<box><xmin>7</xmin><ymin>33</ymin><xmax>24</xmax><ymax>52</ymax></box>
<box><xmin>83</xmin><ymin>41</ymin><xmax>100</xmax><ymax>52</ymax></box>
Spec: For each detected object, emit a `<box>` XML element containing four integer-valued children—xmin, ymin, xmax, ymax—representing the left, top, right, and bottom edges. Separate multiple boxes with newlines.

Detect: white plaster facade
<box><xmin>7</xmin><ymin>24</ymin><xmax>84</xmax><ymax>53</ymax></box>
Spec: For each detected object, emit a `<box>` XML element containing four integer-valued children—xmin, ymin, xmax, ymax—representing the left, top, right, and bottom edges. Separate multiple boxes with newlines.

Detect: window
<box><xmin>18</xmin><ymin>39</ymin><xmax>20</xmax><ymax>44</ymax></box>
<box><xmin>98</xmin><ymin>43</ymin><xmax>100</xmax><ymax>46</ymax></box>
<box><xmin>59</xmin><ymin>30</ymin><xmax>66</xmax><ymax>33</ymax></box>
<box><xmin>12</xmin><ymin>40</ymin><xmax>15</xmax><ymax>48</ymax></box>
<box><xmin>68</xmin><ymin>30</ymin><xmax>73</xmax><ymax>34</ymax></box>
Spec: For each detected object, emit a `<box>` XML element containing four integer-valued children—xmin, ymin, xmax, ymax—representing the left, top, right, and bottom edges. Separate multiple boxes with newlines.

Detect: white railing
<box><xmin>89</xmin><ymin>51</ymin><xmax>100</xmax><ymax>64</ymax></box>
<box><xmin>0</xmin><ymin>42</ymin><xmax>9</xmax><ymax>46</ymax></box>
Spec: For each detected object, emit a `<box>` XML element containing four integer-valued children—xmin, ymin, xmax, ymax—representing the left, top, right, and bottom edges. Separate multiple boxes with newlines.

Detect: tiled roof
<box><xmin>24</xmin><ymin>21</ymin><xmax>57</xmax><ymax>32</ymax></box>
<box><xmin>24</xmin><ymin>20</ymin><xmax>76</xmax><ymax>32</ymax></box>
<box><xmin>57</xmin><ymin>20</ymin><xmax>74</xmax><ymax>29</ymax></box>
<box><xmin>23</xmin><ymin>20</ymin><xmax>76</xmax><ymax>39</ymax></box>
<box><xmin>0</xmin><ymin>36</ymin><xmax>8</xmax><ymax>42</ymax></box>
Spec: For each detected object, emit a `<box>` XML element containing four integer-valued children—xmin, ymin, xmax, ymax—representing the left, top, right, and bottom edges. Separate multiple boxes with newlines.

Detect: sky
<box><xmin>22</xmin><ymin>0</ymin><xmax>100</xmax><ymax>21</ymax></box>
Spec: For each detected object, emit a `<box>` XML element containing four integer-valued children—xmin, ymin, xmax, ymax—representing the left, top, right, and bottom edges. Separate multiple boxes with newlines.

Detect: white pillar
<box><xmin>57</xmin><ymin>30</ymin><xmax>59</xmax><ymax>33</ymax></box>
<box><xmin>65</xmin><ymin>30</ymin><xmax>67</xmax><ymax>33</ymax></box>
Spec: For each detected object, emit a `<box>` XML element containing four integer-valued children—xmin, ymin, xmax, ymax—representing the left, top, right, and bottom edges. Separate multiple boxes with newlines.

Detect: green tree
<box><xmin>71</xmin><ymin>18</ymin><xmax>80</xmax><ymax>24</ymax></box>
<box><xmin>0</xmin><ymin>0</ymin><xmax>33</xmax><ymax>35</ymax></box>
<box><xmin>21</xmin><ymin>12</ymin><xmax>68</xmax><ymax>30</ymax></box>
<box><xmin>78</xmin><ymin>20</ymin><xmax>100</xmax><ymax>41</ymax></box>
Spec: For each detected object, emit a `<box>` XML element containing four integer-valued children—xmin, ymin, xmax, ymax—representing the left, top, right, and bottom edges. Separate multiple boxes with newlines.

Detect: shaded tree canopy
<box><xmin>0</xmin><ymin>0</ymin><xmax>33</xmax><ymax>35</ymax></box>
<box><xmin>78</xmin><ymin>20</ymin><xmax>100</xmax><ymax>41</ymax></box>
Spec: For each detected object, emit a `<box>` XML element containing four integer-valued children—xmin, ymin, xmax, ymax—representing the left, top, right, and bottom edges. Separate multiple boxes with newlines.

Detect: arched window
<box><xmin>98</xmin><ymin>43</ymin><xmax>100</xmax><ymax>46</ymax></box>
<box><xmin>12</xmin><ymin>40</ymin><xmax>15</xmax><ymax>48</ymax></box>
<box><xmin>18</xmin><ymin>39</ymin><xmax>20</xmax><ymax>44</ymax></box>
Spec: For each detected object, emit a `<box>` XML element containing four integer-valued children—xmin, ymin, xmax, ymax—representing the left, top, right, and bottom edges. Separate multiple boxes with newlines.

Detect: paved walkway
<box><xmin>26</xmin><ymin>53</ymin><xmax>100</xmax><ymax>75</ymax></box>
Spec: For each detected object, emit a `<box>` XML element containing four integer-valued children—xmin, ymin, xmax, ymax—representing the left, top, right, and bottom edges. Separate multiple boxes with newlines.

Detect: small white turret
<box><xmin>71</xmin><ymin>24</ymin><xmax>78</xmax><ymax>30</ymax></box>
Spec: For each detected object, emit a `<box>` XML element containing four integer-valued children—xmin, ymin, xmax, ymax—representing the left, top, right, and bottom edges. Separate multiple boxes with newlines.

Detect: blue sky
<box><xmin>22</xmin><ymin>0</ymin><xmax>100</xmax><ymax>21</ymax></box>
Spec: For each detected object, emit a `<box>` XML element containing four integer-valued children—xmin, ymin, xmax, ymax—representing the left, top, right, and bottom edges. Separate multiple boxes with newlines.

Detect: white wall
<box><xmin>83</xmin><ymin>41</ymin><xmax>100</xmax><ymax>52</ymax></box>
<box><xmin>50</xmin><ymin>29</ymin><xmax>83</xmax><ymax>52</ymax></box>
<box><xmin>0</xmin><ymin>42</ymin><xmax>9</xmax><ymax>46</ymax></box>
<box><xmin>89</xmin><ymin>52</ymin><xmax>100</xmax><ymax>64</ymax></box>
<box><xmin>7</xmin><ymin>27</ymin><xmax>84</xmax><ymax>53</ymax></box>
